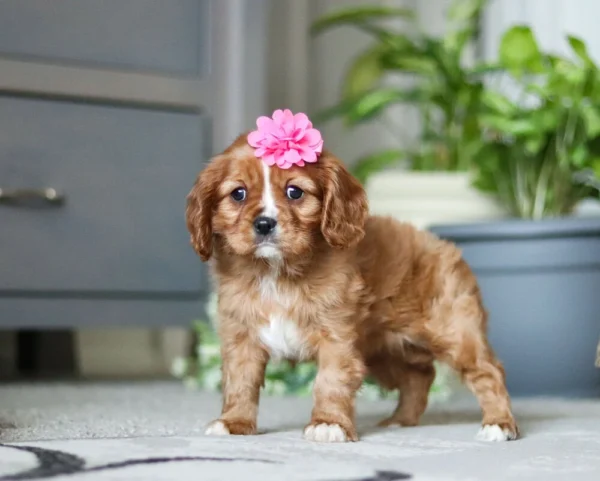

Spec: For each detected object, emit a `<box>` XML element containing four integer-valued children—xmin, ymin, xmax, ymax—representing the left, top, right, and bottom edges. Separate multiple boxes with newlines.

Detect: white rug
<box><xmin>1</xmin><ymin>382</ymin><xmax>600</xmax><ymax>480</ymax></box>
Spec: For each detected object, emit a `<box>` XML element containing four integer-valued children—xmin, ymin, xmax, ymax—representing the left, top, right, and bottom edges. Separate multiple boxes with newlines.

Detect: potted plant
<box><xmin>310</xmin><ymin>0</ymin><xmax>506</xmax><ymax>229</ymax></box>
<box><xmin>431</xmin><ymin>26</ymin><xmax>600</xmax><ymax>397</ymax></box>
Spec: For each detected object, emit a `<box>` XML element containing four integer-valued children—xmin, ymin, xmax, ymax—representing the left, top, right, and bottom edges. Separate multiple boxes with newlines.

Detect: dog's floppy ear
<box><xmin>320</xmin><ymin>152</ymin><xmax>368</xmax><ymax>248</ymax></box>
<box><xmin>185</xmin><ymin>157</ymin><xmax>226</xmax><ymax>261</ymax></box>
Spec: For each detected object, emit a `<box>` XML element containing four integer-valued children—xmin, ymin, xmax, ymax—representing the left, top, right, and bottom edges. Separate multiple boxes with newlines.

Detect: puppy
<box><xmin>186</xmin><ymin>133</ymin><xmax>518</xmax><ymax>443</ymax></box>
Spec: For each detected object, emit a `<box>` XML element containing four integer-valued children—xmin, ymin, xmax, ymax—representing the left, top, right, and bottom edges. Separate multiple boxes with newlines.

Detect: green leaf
<box><xmin>589</xmin><ymin>77</ymin><xmax>600</xmax><ymax>103</ymax></box>
<box><xmin>587</xmin><ymin>135</ymin><xmax>600</xmax><ymax>156</ymax></box>
<box><xmin>508</xmin><ymin>119</ymin><xmax>540</xmax><ymax>136</ymax></box>
<box><xmin>352</xmin><ymin>149</ymin><xmax>407</xmax><ymax>183</ymax></box>
<box><xmin>481</xmin><ymin>90</ymin><xmax>517</xmax><ymax>115</ymax></box>
<box><xmin>380</xmin><ymin>53</ymin><xmax>438</xmax><ymax>75</ymax></box>
<box><xmin>351</xmin><ymin>25</ymin><xmax>417</xmax><ymax>50</ymax></box>
<box><xmin>545</xmin><ymin>54</ymin><xmax>573</xmax><ymax>69</ymax></box>
<box><xmin>551</xmin><ymin>55</ymin><xmax>579</xmax><ymax>76</ymax></box>
<box><xmin>466</xmin><ymin>63</ymin><xmax>504</xmax><ymax>80</ymax></box>
<box><xmin>594</xmin><ymin>158</ymin><xmax>600</xmax><ymax>178</ymax></box>
<box><xmin>383</xmin><ymin>33</ymin><xmax>418</xmax><ymax>51</ymax></box>
<box><xmin>567</xmin><ymin>35</ymin><xmax>594</xmax><ymax>66</ymax></box>
<box><xmin>525</xmin><ymin>137</ymin><xmax>545</xmax><ymax>155</ymax></box>
<box><xmin>346</xmin><ymin>88</ymin><xmax>423</xmax><ymax>124</ymax></box>
<box><xmin>311</xmin><ymin>95</ymin><xmax>365</xmax><ymax>124</ymax></box>
<box><xmin>423</xmin><ymin>38</ymin><xmax>461</xmax><ymax>85</ymax></box>
<box><xmin>581</xmin><ymin>104</ymin><xmax>600</xmax><ymax>138</ymax></box>
<box><xmin>443</xmin><ymin>27</ymin><xmax>475</xmax><ymax>57</ymax></box>
<box><xmin>471</xmin><ymin>144</ymin><xmax>507</xmax><ymax>193</ymax></box>
<box><xmin>448</xmin><ymin>0</ymin><xmax>486</xmax><ymax>22</ymax></box>
<box><xmin>342</xmin><ymin>45</ymin><xmax>386</xmax><ymax>99</ymax></box>
<box><xmin>468</xmin><ymin>63</ymin><xmax>503</xmax><ymax>75</ymax></box>
<box><xmin>523</xmin><ymin>82</ymin><xmax>548</xmax><ymax>97</ymax></box>
<box><xmin>500</xmin><ymin>25</ymin><xmax>543</xmax><ymax>72</ymax></box>
<box><xmin>313</xmin><ymin>85</ymin><xmax>428</xmax><ymax>126</ymax></box>
<box><xmin>530</xmin><ymin>107</ymin><xmax>561</xmax><ymax>132</ymax></box>
<box><xmin>581</xmin><ymin>66</ymin><xmax>599</xmax><ymax>98</ymax></box>
<box><xmin>546</xmin><ymin>65</ymin><xmax>586</xmax><ymax>97</ymax></box>
<box><xmin>310</xmin><ymin>6</ymin><xmax>414</xmax><ymax>35</ymax></box>
<box><xmin>571</xmin><ymin>145</ymin><xmax>588</xmax><ymax>167</ymax></box>
<box><xmin>480</xmin><ymin>115</ymin><xmax>538</xmax><ymax>136</ymax></box>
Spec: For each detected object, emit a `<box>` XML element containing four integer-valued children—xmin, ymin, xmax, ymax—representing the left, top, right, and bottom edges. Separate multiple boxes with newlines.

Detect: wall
<box><xmin>308</xmin><ymin>0</ymin><xmax>402</xmax><ymax>166</ymax></box>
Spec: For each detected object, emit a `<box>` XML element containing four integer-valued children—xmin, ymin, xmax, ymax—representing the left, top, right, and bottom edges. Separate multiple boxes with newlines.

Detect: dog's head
<box><xmin>185</xmin><ymin>133</ymin><xmax>368</xmax><ymax>262</ymax></box>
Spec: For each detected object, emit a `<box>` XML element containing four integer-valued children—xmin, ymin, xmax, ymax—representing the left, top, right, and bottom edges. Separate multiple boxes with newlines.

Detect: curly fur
<box><xmin>186</xmin><ymin>133</ymin><xmax>518</xmax><ymax>442</ymax></box>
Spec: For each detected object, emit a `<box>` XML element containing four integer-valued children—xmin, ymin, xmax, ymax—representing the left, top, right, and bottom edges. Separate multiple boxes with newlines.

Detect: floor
<box><xmin>1</xmin><ymin>382</ymin><xmax>600</xmax><ymax>480</ymax></box>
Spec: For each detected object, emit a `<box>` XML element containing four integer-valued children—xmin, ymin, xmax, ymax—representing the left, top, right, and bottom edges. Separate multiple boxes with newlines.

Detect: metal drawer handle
<box><xmin>0</xmin><ymin>188</ymin><xmax>65</xmax><ymax>207</ymax></box>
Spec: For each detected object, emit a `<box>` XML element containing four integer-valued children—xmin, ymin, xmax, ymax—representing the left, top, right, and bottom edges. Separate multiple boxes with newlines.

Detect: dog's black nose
<box><xmin>254</xmin><ymin>216</ymin><xmax>277</xmax><ymax>236</ymax></box>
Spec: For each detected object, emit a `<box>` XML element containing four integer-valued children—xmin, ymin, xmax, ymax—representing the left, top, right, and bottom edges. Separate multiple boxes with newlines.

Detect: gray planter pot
<box><xmin>430</xmin><ymin>217</ymin><xmax>600</xmax><ymax>398</ymax></box>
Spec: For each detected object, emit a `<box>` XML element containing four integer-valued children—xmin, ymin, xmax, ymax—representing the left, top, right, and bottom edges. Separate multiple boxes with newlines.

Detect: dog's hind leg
<box><xmin>368</xmin><ymin>355</ymin><xmax>435</xmax><ymax>428</ymax></box>
<box><xmin>429</xmin><ymin>296</ymin><xmax>519</xmax><ymax>441</ymax></box>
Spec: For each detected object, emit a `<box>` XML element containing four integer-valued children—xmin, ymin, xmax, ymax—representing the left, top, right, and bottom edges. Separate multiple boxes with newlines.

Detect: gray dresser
<box><xmin>0</xmin><ymin>0</ymin><xmax>267</xmax><ymax>328</ymax></box>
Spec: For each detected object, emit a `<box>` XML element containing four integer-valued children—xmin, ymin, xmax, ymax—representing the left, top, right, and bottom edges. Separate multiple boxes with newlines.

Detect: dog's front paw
<box><xmin>205</xmin><ymin>419</ymin><xmax>256</xmax><ymax>436</ymax></box>
<box><xmin>205</xmin><ymin>420</ymin><xmax>230</xmax><ymax>436</ymax></box>
<box><xmin>476</xmin><ymin>423</ymin><xmax>519</xmax><ymax>442</ymax></box>
<box><xmin>303</xmin><ymin>422</ymin><xmax>357</xmax><ymax>443</ymax></box>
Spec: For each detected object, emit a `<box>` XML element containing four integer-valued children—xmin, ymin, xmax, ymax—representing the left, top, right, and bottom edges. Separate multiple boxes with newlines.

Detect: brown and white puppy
<box><xmin>186</xmin><ymin>134</ymin><xmax>518</xmax><ymax>443</ymax></box>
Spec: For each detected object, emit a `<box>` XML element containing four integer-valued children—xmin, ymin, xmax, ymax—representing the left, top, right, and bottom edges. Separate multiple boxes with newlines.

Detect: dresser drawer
<box><xmin>0</xmin><ymin>0</ymin><xmax>208</xmax><ymax>75</ymax></box>
<box><xmin>0</xmin><ymin>96</ymin><xmax>208</xmax><ymax>294</ymax></box>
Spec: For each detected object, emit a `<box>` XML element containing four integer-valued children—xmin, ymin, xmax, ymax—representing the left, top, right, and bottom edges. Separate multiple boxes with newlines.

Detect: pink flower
<box><xmin>247</xmin><ymin>109</ymin><xmax>324</xmax><ymax>169</ymax></box>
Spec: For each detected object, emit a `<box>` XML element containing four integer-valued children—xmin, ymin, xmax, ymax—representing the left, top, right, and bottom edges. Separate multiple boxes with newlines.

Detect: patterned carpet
<box><xmin>1</xmin><ymin>382</ymin><xmax>600</xmax><ymax>480</ymax></box>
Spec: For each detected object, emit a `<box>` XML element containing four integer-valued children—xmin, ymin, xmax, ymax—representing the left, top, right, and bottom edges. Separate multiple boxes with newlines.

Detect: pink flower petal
<box><xmin>256</xmin><ymin>116</ymin><xmax>273</xmax><ymax>131</ymax></box>
<box><xmin>273</xmin><ymin>151</ymin><xmax>287</xmax><ymax>165</ymax></box>
<box><xmin>247</xmin><ymin>130</ymin><xmax>264</xmax><ymax>147</ymax></box>
<box><xmin>298</xmin><ymin>145</ymin><xmax>317</xmax><ymax>163</ymax></box>
<box><xmin>262</xmin><ymin>154</ymin><xmax>277</xmax><ymax>166</ymax></box>
<box><xmin>254</xmin><ymin>147</ymin><xmax>268</xmax><ymax>157</ymax></box>
<box><xmin>264</xmin><ymin>132</ymin><xmax>280</xmax><ymax>145</ymax></box>
<box><xmin>303</xmin><ymin>128</ymin><xmax>323</xmax><ymax>146</ymax></box>
<box><xmin>314</xmin><ymin>139</ymin><xmax>324</xmax><ymax>153</ymax></box>
<box><xmin>283</xmin><ymin>148</ymin><xmax>301</xmax><ymax>165</ymax></box>
<box><xmin>280</xmin><ymin>110</ymin><xmax>295</xmax><ymax>136</ymax></box>
<box><xmin>293</xmin><ymin>112</ymin><xmax>310</xmax><ymax>130</ymax></box>
<box><xmin>292</xmin><ymin>128</ymin><xmax>305</xmax><ymax>141</ymax></box>
<box><xmin>272</xmin><ymin>109</ymin><xmax>285</xmax><ymax>123</ymax></box>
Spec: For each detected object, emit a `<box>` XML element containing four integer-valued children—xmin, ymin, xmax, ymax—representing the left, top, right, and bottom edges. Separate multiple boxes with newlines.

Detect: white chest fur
<box><xmin>257</xmin><ymin>272</ymin><xmax>305</xmax><ymax>360</ymax></box>
<box><xmin>259</xmin><ymin>315</ymin><xmax>304</xmax><ymax>360</ymax></box>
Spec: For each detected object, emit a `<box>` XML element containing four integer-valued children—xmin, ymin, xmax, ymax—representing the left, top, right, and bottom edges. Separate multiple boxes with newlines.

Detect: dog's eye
<box><xmin>286</xmin><ymin>185</ymin><xmax>304</xmax><ymax>200</ymax></box>
<box><xmin>230</xmin><ymin>187</ymin><xmax>247</xmax><ymax>202</ymax></box>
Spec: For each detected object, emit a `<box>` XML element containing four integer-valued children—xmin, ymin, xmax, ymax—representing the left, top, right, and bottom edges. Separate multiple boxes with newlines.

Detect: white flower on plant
<box><xmin>202</xmin><ymin>367</ymin><xmax>222</xmax><ymax>392</ymax></box>
<box><xmin>198</xmin><ymin>344</ymin><xmax>220</xmax><ymax>364</ymax></box>
<box><xmin>264</xmin><ymin>379</ymin><xmax>287</xmax><ymax>396</ymax></box>
<box><xmin>170</xmin><ymin>357</ymin><xmax>188</xmax><ymax>378</ymax></box>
